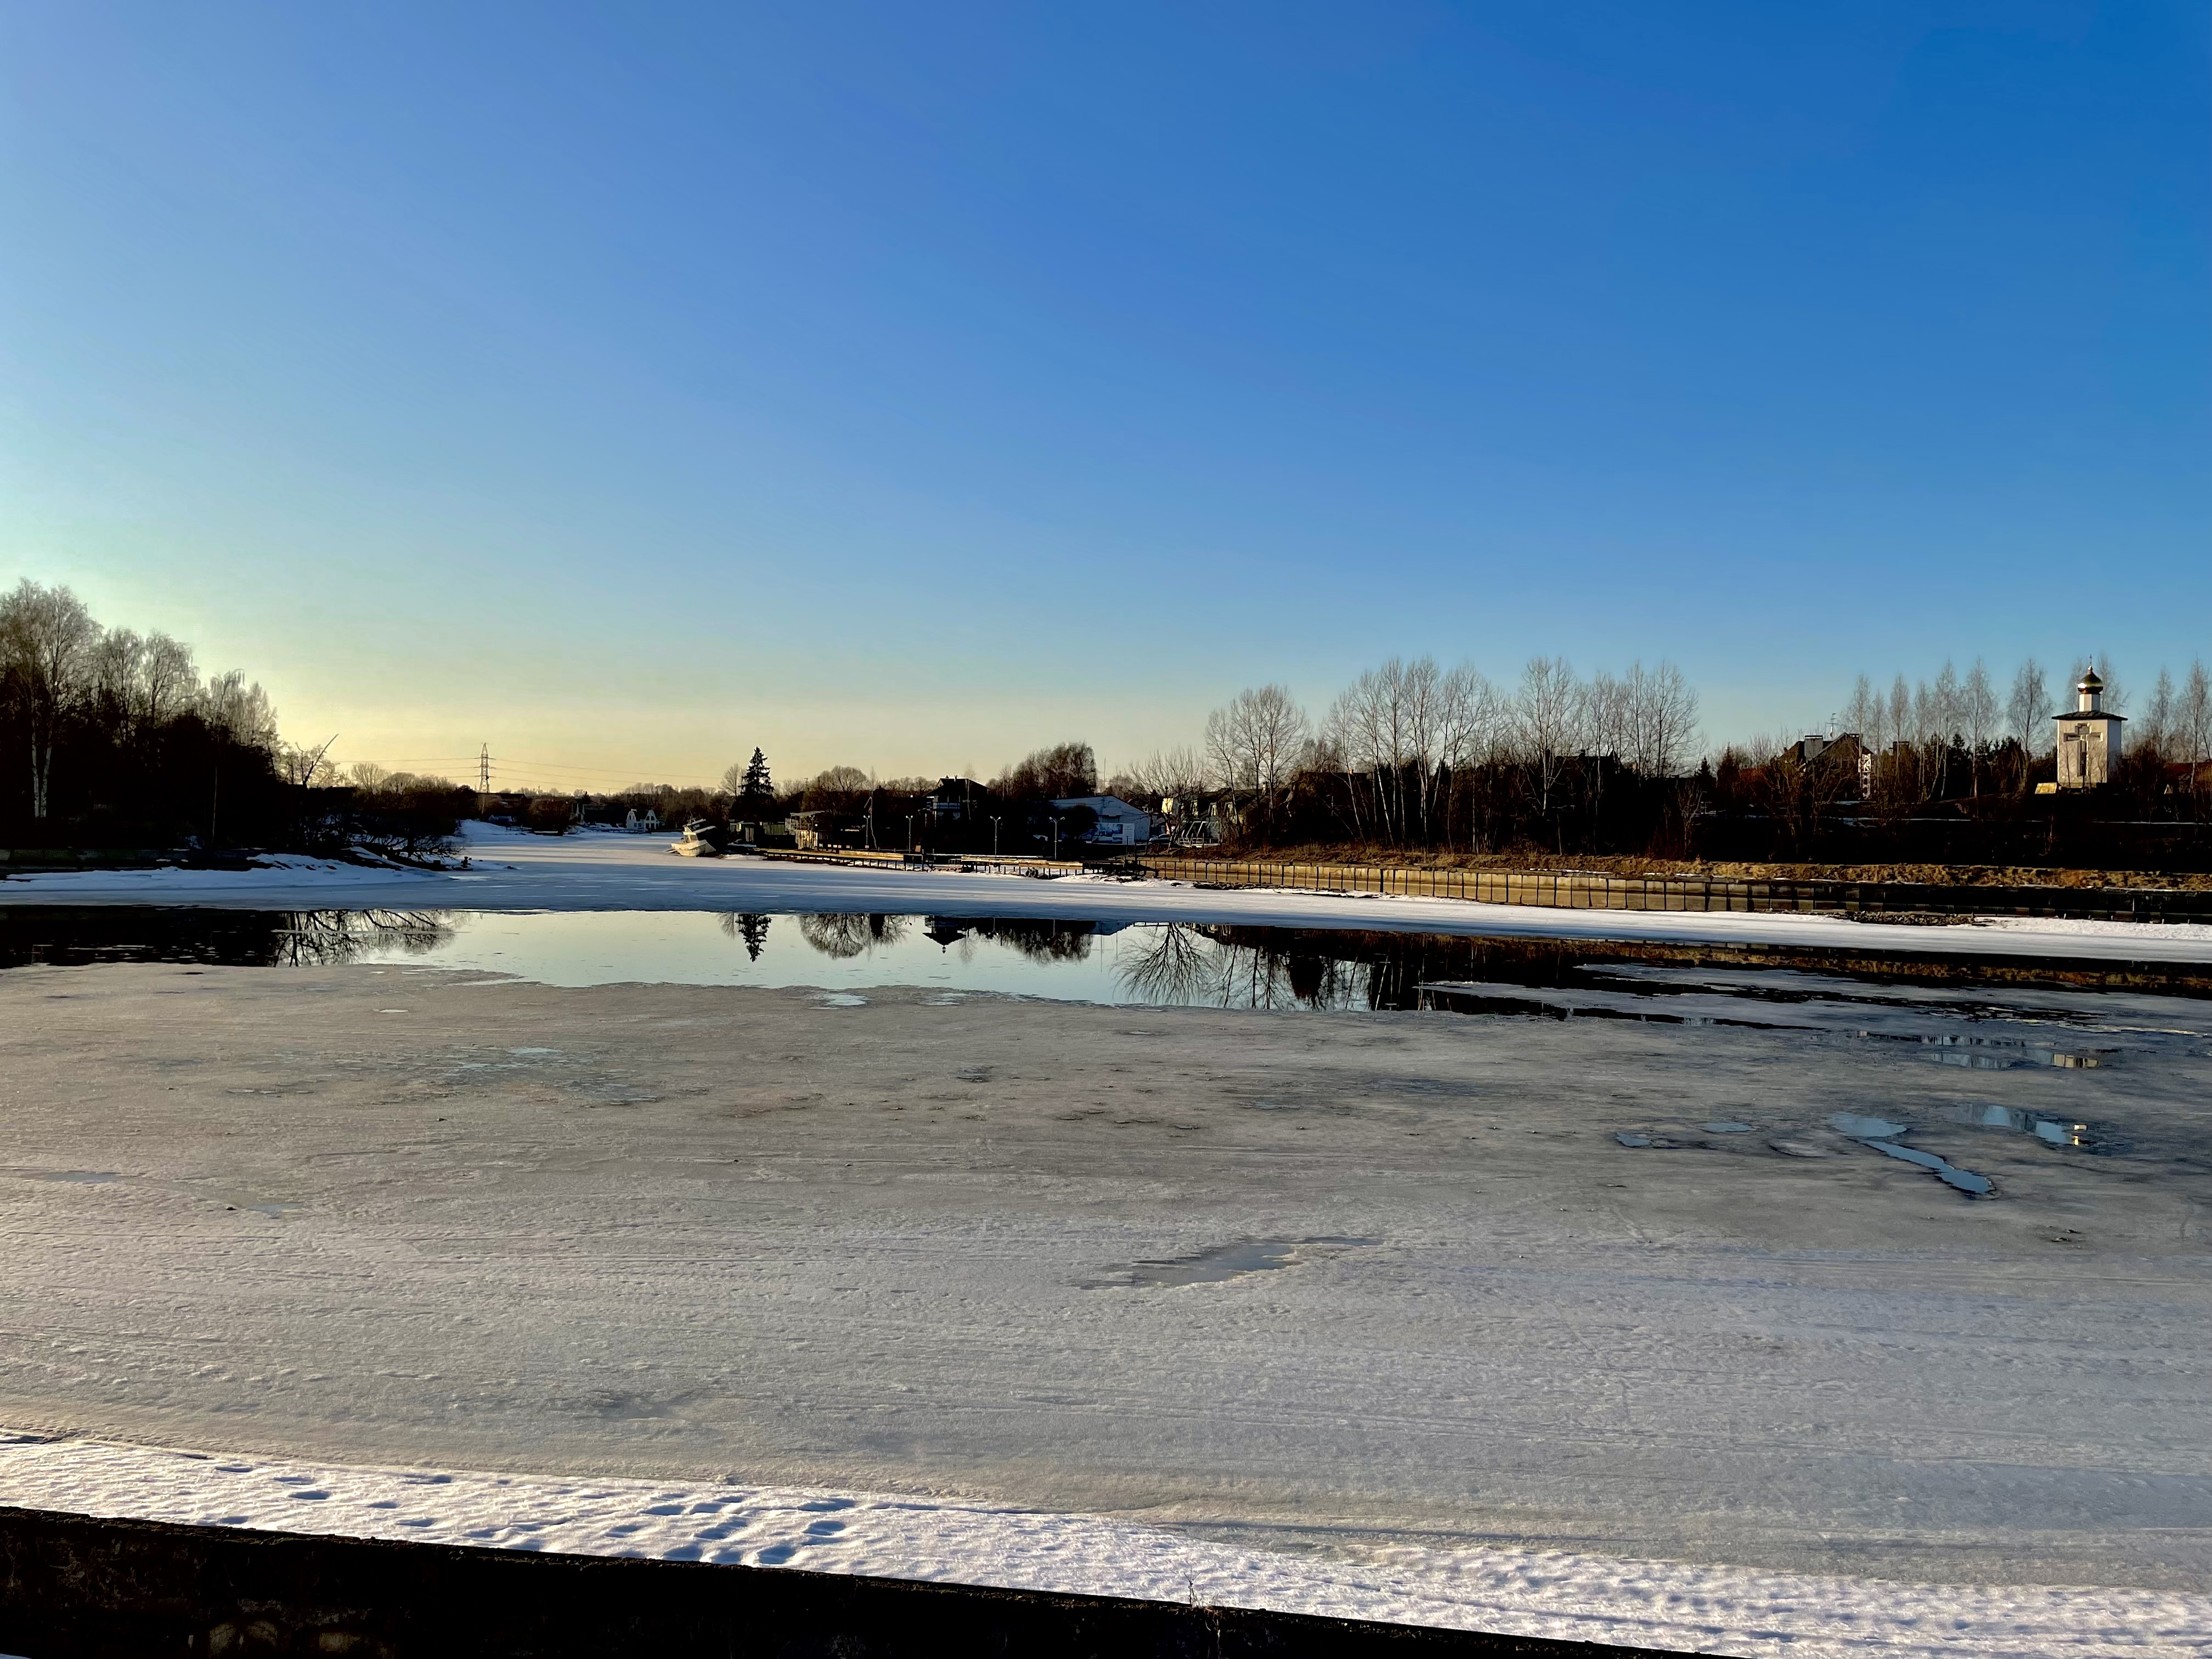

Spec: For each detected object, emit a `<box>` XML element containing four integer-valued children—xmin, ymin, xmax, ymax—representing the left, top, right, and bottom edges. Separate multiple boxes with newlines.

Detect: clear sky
<box><xmin>3</xmin><ymin>2</ymin><xmax>2205</xmax><ymax>793</ymax></box>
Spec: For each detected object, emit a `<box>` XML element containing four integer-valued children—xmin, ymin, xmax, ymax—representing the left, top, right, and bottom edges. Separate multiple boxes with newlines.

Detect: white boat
<box><xmin>669</xmin><ymin>820</ymin><xmax>723</xmax><ymax>858</ymax></box>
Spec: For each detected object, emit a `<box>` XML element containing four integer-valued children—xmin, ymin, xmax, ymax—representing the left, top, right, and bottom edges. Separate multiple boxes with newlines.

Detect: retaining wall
<box><xmin>1125</xmin><ymin>857</ymin><xmax>2212</xmax><ymax>924</ymax></box>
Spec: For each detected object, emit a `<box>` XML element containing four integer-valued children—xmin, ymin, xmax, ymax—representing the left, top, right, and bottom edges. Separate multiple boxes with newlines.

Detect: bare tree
<box><xmin>1840</xmin><ymin>672</ymin><xmax>1876</xmax><ymax>743</ymax></box>
<box><xmin>1323</xmin><ymin>658</ymin><xmax>1493</xmax><ymax>843</ymax></box>
<box><xmin>350</xmin><ymin>761</ymin><xmax>393</xmax><ymax>794</ymax></box>
<box><xmin>142</xmin><ymin>634</ymin><xmax>199</xmax><ymax>726</ymax></box>
<box><xmin>1960</xmin><ymin>659</ymin><xmax>1997</xmax><ymax>793</ymax></box>
<box><xmin>1204</xmin><ymin>685</ymin><xmax>1310</xmax><ymax>797</ymax></box>
<box><xmin>280</xmin><ymin>736</ymin><xmax>340</xmax><ymax>787</ymax></box>
<box><xmin>1622</xmin><ymin>661</ymin><xmax>1698</xmax><ymax>777</ymax></box>
<box><xmin>1116</xmin><ymin>746</ymin><xmax>1210</xmax><ymax>804</ymax></box>
<box><xmin>1513</xmin><ymin>656</ymin><xmax>1585</xmax><ymax>819</ymax></box>
<box><xmin>995</xmin><ymin>741</ymin><xmax>1097</xmax><ymax>800</ymax></box>
<box><xmin>1925</xmin><ymin>662</ymin><xmax>1962</xmax><ymax>795</ymax></box>
<box><xmin>200</xmin><ymin>670</ymin><xmax>279</xmax><ymax>749</ymax></box>
<box><xmin>2141</xmin><ymin>668</ymin><xmax>2177</xmax><ymax>759</ymax></box>
<box><xmin>2180</xmin><ymin>660</ymin><xmax>2211</xmax><ymax>805</ymax></box>
<box><xmin>2006</xmin><ymin>659</ymin><xmax>2049</xmax><ymax>788</ymax></box>
<box><xmin>1584</xmin><ymin>671</ymin><xmax>1630</xmax><ymax>760</ymax></box>
<box><xmin>89</xmin><ymin>628</ymin><xmax>146</xmax><ymax>735</ymax></box>
<box><xmin>0</xmin><ymin>579</ymin><xmax>100</xmax><ymax>819</ymax></box>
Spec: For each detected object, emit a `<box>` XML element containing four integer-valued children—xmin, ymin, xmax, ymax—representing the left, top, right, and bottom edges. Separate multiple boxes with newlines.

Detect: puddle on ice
<box><xmin>1108</xmin><ymin>1237</ymin><xmax>1372</xmax><ymax>1288</ymax></box>
<box><xmin>1937</xmin><ymin>1102</ymin><xmax>2117</xmax><ymax>1153</ymax></box>
<box><xmin>1861</xmin><ymin>1139</ymin><xmax>1995</xmax><ymax>1196</ymax></box>
<box><xmin>1825</xmin><ymin>1112</ymin><xmax>1994</xmax><ymax>1196</ymax></box>
<box><xmin>1827</xmin><ymin>1112</ymin><xmax>1909</xmax><ymax>1139</ymax></box>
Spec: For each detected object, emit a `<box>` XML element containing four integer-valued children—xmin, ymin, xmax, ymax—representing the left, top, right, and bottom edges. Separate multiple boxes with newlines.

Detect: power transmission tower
<box><xmin>478</xmin><ymin>744</ymin><xmax>492</xmax><ymax>795</ymax></box>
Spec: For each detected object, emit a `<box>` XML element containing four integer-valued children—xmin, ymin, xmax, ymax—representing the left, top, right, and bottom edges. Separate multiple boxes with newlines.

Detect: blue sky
<box><xmin>2</xmin><ymin>2</ymin><xmax>2205</xmax><ymax>790</ymax></box>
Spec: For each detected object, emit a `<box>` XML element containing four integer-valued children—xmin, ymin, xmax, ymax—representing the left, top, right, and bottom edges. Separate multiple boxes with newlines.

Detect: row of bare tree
<box><xmin>1107</xmin><ymin>657</ymin><xmax>1699</xmax><ymax>849</ymax></box>
<box><xmin>0</xmin><ymin>581</ymin><xmax>292</xmax><ymax>837</ymax></box>
<box><xmin>1822</xmin><ymin>658</ymin><xmax>2212</xmax><ymax>803</ymax></box>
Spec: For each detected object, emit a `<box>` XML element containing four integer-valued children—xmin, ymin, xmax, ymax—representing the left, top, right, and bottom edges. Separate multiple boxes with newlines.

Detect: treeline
<box><xmin>562</xmin><ymin>658</ymin><xmax>1701</xmax><ymax>859</ymax></box>
<box><xmin>1099</xmin><ymin>657</ymin><xmax>1703</xmax><ymax>856</ymax></box>
<box><xmin>521</xmin><ymin>740</ymin><xmax>1109</xmax><ymax>855</ymax></box>
<box><xmin>0</xmin><ymin>582</ymin><xmax>295</xmax><ymax>848</ymax></box>
<box><xmin>0</xmin><ymin>582</ymin><xmax>477</xmax><ymax>858</ymax></box>
<box><xmin>35</xmin><ymin>565</ymin><xmax>2202</xmax><ymax>873</ymax></box>
<box><xmin>1692</xmin><ymin>657</ymin><xmax>2212</xmax><ymax>866</ymax></box>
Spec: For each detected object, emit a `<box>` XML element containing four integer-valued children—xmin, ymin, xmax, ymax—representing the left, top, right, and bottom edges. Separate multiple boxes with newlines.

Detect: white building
<box><xmin>2053</xmin><ymin>668</ymin><xmax>2124</xmax><ymax>789</ymax></box>
<box><xmin>1049</xmin><ymin>795</ymin><xmax>1156</xmax><ymax>847</ymax></box>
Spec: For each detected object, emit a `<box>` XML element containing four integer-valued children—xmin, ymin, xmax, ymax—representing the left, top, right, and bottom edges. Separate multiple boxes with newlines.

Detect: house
<box><xmin>2053</xmin><ymin>668</ymin><xmax>2124</xmax><ymax>789</ymax></box>
<box><xmin>1783</xmin><ymin>732</ymin><xmax>1871</xmax><ymax>798</ymax></box>
<box><xmin>929</xmin><ymin>778</ymin><xmax>991</xmax><ymax>821</ymax></box>
<box><xmin>623</xmin><ymin>808</ymin><xmax>662</xmax><ymax>833</ymax></box>
<box><xmin>1048</xmin><ymin>794</ymin><xmax>1156</xmax><ymax>847</ymax></box>
<box><xmin>1160</xmin><ymin>792</ymin><xmax>1253</xmax><ymax>846</ymax></box>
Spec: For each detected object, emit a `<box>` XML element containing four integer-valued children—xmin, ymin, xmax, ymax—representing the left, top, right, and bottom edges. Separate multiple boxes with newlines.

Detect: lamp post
<box><xmin>1051</xmin><ymin>814</ymin><xmax>1064</xmax><ymax>862</ymax></box>
<box><xmin>991</xmin><ymin>817</ymin><xmax>1001</xmax><ymax>856</ymax></box>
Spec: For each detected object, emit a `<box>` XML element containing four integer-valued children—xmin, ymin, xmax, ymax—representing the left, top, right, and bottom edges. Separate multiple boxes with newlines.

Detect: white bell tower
<box><xmin>2052</xmin><ymin>667</ymin><xmax>2124</xmax><ymax>789</ymax></box>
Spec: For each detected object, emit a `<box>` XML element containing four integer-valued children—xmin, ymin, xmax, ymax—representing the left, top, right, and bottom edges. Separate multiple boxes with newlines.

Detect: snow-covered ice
<box><xmin>4</xmin><ymin>1434</ymin><xmax>2207</xmax><ymax>1658</ymax></box>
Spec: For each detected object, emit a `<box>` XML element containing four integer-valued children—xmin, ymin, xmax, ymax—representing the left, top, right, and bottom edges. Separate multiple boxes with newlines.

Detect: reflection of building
<box><xmin>2053</xmin><ymin>668</ymin><xmax>2124</xmax><ymax>790</ymax></box>
<box><xmin>1048</xmin><ymin>794</ymin><xmax>1156</xmax><ymax>847</ymax></box>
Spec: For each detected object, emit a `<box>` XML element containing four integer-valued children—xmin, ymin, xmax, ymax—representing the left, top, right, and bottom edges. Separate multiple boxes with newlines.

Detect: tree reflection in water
<box><xmin>967</xmin><ymin>918</ymin><xmax>1093</xmax><ymax>962</ymax></box>
<box><xmin>1115</xmin><ymin>923</ymin><xmax>1367</xmax><ymax>1011</ymax></box>
<box><xmin>274</xmin><ymin>910</ymin><xmax>454</xmax><ymax>966</ymax></box>
<box><xmin>794</xmin><ymin>915</ymin><xmax>1098</xmax><ymax>963</ymax></box>
<box><xmin>718</xmin><ymin>913</ymin><xmax>772</xmax><ymax>960</ymax></box>
<box><xmin>796</xmin><ymin>913</ymin><xmax>910</xmax><ymax>958</ymax></box>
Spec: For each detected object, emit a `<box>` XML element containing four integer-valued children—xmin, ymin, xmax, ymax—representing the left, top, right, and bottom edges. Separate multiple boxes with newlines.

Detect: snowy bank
<box><xmin>3</xmin><ymin>1435</ymin><xmax>2204</xmax><ymax>1658</ymax></box>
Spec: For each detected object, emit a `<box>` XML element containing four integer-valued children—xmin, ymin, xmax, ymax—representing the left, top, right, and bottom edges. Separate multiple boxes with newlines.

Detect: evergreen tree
<box><xmin>741</xmin><ymin>748</ymin><xmax>772</xmax><ymax>803</ymax></box>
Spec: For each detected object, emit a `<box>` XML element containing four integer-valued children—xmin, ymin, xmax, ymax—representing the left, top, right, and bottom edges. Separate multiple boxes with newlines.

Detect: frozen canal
<box><xmin>2</xmin><ymin>846</ymin><xmax>2209</xmax><ymax>1654</ymax></box>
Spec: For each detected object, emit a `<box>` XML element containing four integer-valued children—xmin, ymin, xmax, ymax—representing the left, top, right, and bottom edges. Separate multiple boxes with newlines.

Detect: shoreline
<box><xmin>1</xmin><ymin>825</ymin><xmax>2210</xmax><ymax>964</ymax></box>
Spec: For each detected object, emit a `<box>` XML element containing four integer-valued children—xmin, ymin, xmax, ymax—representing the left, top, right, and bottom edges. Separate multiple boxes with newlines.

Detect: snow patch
<box><xmin>1</xmin><ymin>1435</ymin><xmax>2204</xmax><ymax>1657</ymax></box>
